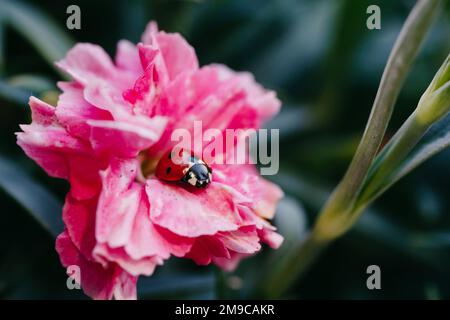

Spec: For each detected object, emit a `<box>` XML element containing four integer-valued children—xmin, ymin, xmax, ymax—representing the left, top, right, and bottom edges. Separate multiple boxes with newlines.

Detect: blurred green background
<box><xmin>0</xmin><ymin>0</ymin><xmax>449</xmax><ymax>299</ymax></box>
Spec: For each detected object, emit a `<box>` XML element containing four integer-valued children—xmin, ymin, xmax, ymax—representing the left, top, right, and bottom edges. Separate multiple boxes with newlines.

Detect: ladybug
<box><xmin>155</xmin><ymin>148</ymin><xmax>212</xmax><ymax>188</ymax></box>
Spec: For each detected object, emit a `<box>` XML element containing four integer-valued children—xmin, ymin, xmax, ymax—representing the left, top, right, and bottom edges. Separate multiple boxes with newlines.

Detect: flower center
<box><xmin>139</xmin><ymin>151</ymin><xmax>159</xmax><ymax>179</ymax></box>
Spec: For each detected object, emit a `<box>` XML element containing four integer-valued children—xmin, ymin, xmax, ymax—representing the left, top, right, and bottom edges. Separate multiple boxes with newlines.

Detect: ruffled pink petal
<box><xmin>159</xmin><ymin>63</ymin><xmax>279</xmax><ymax>132</ymax></box>
<box><xmin>57</xmin><ymin>44</ymin><xmax>137</xmax><ymax>116</ymax></box>
<box><xmin>214</xmin><ymin>164</ymin><xmax>284</xmax><ymax>219</ymax></box>
<box><xmin>141</xmin><ymin>21</ymin><xmax>198</xmax><ymax>81</ymax></box>
<box><xmin>95</xmin><ymin>159</ymin><xmax>141</xmax><ymax>247</ymax></box>
<box><xmin>93</xmin><ymin>244</ymin><xmax>163</xmax><ymax>277</ymax></box>
<box><xmin>211</xmin><ymin>64</ymin><xmax>281</xmax><ymax>123</ymax></box>
<box><xmin>125</xmin><ymin>196</ymin><xmax>194</xmax><ymax>259</ymax></box>
<box><xmin>154</xmin><ymin>31</ymin><xmax>198</xmax><ymax>80</ymax></box>
<box><xmin>16</xmin><ymin>124</ymin><xmax>91</xmax><ymax>179</ymax></box>
<box><xmin>56</xmin><ymin>43</ymin><xmax>116</xmax><ymax>85</ymax></box>
<box><xmin>147</xmin><ymin>179</ymin><xmax>242</xmax><ymax>237</ymax></box>
<box><xmin>124</xmin><ymin>46</ymin><xmax>160</xmax><ymax>116</ymax></box>
<box><xmin>94</xmin><ymin>159</ymin><xmax>193</xmax><ymax>276</ymax></box>
<box><xmin>141</xmin><ymin>21</ymin><xmax>159</xmax><ymax>46</ymax></box>
<box><xmin>17</xmin><ymin>97</ymin><xmax>103</xmax><ymax>200</ymax></box>
<box><xmin>213</xmin><ymin>252</ymin><xmax>248</xmax><ymax>272</ymax></box>
<box><xmin>67</xmin><ymin>155</ymin><xmax>103</xmax><ymax>200</ymax></box>
<box><xmin>236</xmin><ymin>205</ymin><xmax>275</xmax><ymax>230</ymax></box>
<box><xmin>80</xmin><ymin>79</ymin><xmax>168</xmax><ymax>158</ymax></box>
<box><xmin>217</xmin><ymin>227</ymin><xmax>261</xmax><ymax>254</ymax></box>
<box><xmin>82</xmin><ymin>80</ymin><xmax>133</xmax><ymax>118</ymax></box>
<box><xmin>87</xmin><ymin>117</ymin><xmax>167</xmax><ymax>158</ymax></box>
<box><xmin>142</xmin><ymin>64</ymin><xmax>279</xmax><ymax>158</ymax></box>
<box><xmin>62</xmin><ymin>193</ymin><xmax>97</xmax><ymax>260</ymax></box>
<box><xmin>185</xmin><ymin>236</ymin><xmax>230</xmax><ymax>266</ymax></box>
<box><xmin>258</xmin><ymin>228</ymin><xmax>284</xmax><ymax>249</ymax></box>
<box><xmin>29</xmin><ymin>97</ymin><xmax>57</xmax><ymax>126</ymax></box>
<box><xmin>159</xmin><ymin>66</ymin><xmax>243</xmax><ymax>122</ymax></box>
<box><xmin>56</xmin><ymin>231</ymin><xmax>137</xmax><ymax>300</ymax></box>
<box><xmin>251</xmin><ymin>178</ymin><xmax>284</xmax><ymax>220</ymax></box>
<box><xmin>115</xmin><ymin>40</ymin><xmax>142</xmax><ymax>74</ymax></box>
<box><xmin>185</xmin><ymin>226</ymin><xmax>262</xmax><ymax>268</ymax></box>
<box><xmin>144</xmin><ymin>69</ymin><xmax>250</xmax><ymax>156</ymax></box>
<box><xmin>56</xmin><ymin>81</ymin><xmax>112</xmax><ymax>140</ymax></box>
<box><xmin>113</xmin><ymin>272</ymin><xmax>138</xmax><ymax>300</ymax></box>
<box><xmin>137</xmin><ymin>43</ymin><xmax>159</xmax><ymax>72</ymax></box>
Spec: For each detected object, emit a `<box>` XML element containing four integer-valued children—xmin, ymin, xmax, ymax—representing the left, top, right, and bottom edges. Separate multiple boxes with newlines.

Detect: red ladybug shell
<box><xmin>155</xmin><ymin>148</ymin><xmax>212</xmax><ymax>188</ymax></box>
<box><xmin>155</xmin><ymin>148</ymin><xmax>190</xmax><ymax>181</ymax></box>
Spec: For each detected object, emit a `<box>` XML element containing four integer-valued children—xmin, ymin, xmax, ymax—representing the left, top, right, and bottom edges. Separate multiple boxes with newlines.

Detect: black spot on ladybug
<box><xmin>168</xmin><ymin>152</ymin><xmax>172</xmax><ymax>159</ymax></box>
<box><xmin>166</xmin><ymin>167</ymin><xmax>172</xmax><ymax>175</ymax></box>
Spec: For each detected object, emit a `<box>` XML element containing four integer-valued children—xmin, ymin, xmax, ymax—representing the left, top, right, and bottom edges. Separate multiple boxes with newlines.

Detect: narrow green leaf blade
<box><xmin>394</xmin><ymin>113</ymin><xmax>450</xmax><ymax>181</ymax></box>
<box><xmin>0</xmin><ymin>79</ymin><xmax>30</xmax><ymax>105</ymax></box>
<box><xmin>0</xmin><ymin>156</ymin><xmax>63</xmax><ymax>237</ymax></box>
<box><xmin>363</xmin><ymin>112</ymin><xmax>450</xmax><ymax>205</ymax></box>
<box><xmin>0</xmin><ymin>0</ymin><xmax>74</xmax><ymax>72</ymax></box>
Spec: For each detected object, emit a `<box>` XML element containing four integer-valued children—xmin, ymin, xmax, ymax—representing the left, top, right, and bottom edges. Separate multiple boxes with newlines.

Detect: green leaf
<box><xmin>0</xmin><ymin>79</ymin><xmax>30</xmax><ymax>105</ymax></box>
<box><xmin>0</xmin><ymin>13</ymin><xmax>5</xmax><ymax>74</ymax></box>
<box><xmin>0</xmin><ymin>156</ymin><xmax>63</xmax><ymax>237</ymax></box>
<box><xmin>0</xmin><ymin>0</ymin><xmax>74</xmax><ymax>74</ymax></box>
<box><xmin>393</xmin><ymin>113</ymin><xmax>450</xmax><ymax>184</ymax></box>
<box><xmin>7</xmin><ymin>74</ymin><xmax>55</xmax><ymax>93</ymax></box>
<box><xmin>360</xmin><ymin>112</ymin><xmax>450</xmax><ymax>206</ymax></box>
<box><xmin>317</xmin><ymin>0</ymin><xmax>442</xmax><ymax>220</ymax></box>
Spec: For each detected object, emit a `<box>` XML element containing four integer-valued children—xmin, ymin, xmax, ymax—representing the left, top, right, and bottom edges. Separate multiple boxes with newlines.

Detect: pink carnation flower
<box><xmin>17</xmin><ymin>22</ymin><xmax>283</xmax><ymax>300</ymax></box>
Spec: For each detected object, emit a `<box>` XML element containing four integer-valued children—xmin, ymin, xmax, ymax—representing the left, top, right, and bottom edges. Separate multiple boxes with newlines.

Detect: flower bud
<box><xmin>416</xmin><ymin>53</ymin><xmax>450</xmax><ymax>125</ymax></box>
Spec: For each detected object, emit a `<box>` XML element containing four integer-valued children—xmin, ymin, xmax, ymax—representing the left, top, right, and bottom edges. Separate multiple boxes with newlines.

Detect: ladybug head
<box><xmin>182</xmin><ymin>160</ymin><xmax>212</xmax><ymax>188</ymax></box>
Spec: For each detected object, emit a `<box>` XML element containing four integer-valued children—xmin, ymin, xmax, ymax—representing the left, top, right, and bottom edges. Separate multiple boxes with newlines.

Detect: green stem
<box><xmin>265</xmin><ymin>112</ymin><xmax>433</xmax><ymax>298</ymax></box>
<box><xmin>357</xmin><ymin>112</ymin><xmax>428</xmax><ymax>206</ymax></box>
<box><xmin>315</xmin><ymin>113</ymin><xmax>431</xmax><ymax>238</ymax></box>
<box><xmin>0</xmin><ymin>16</ymin><xmax>4</xmax><ymax>75</ymax></box>
<box><xmin>313</xmin><ymin>0</ymin><xmax>441</xmax><ymax>242</ymax></box>
<box><xmin>319</xmin><ymin>0</ymin><xmax>441</xmax><ymax>218</ymax></box>
<box><xmin>264</xmin><ymin>0</ymin><xmax>442</xmax><ymax>298</ymax></box>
